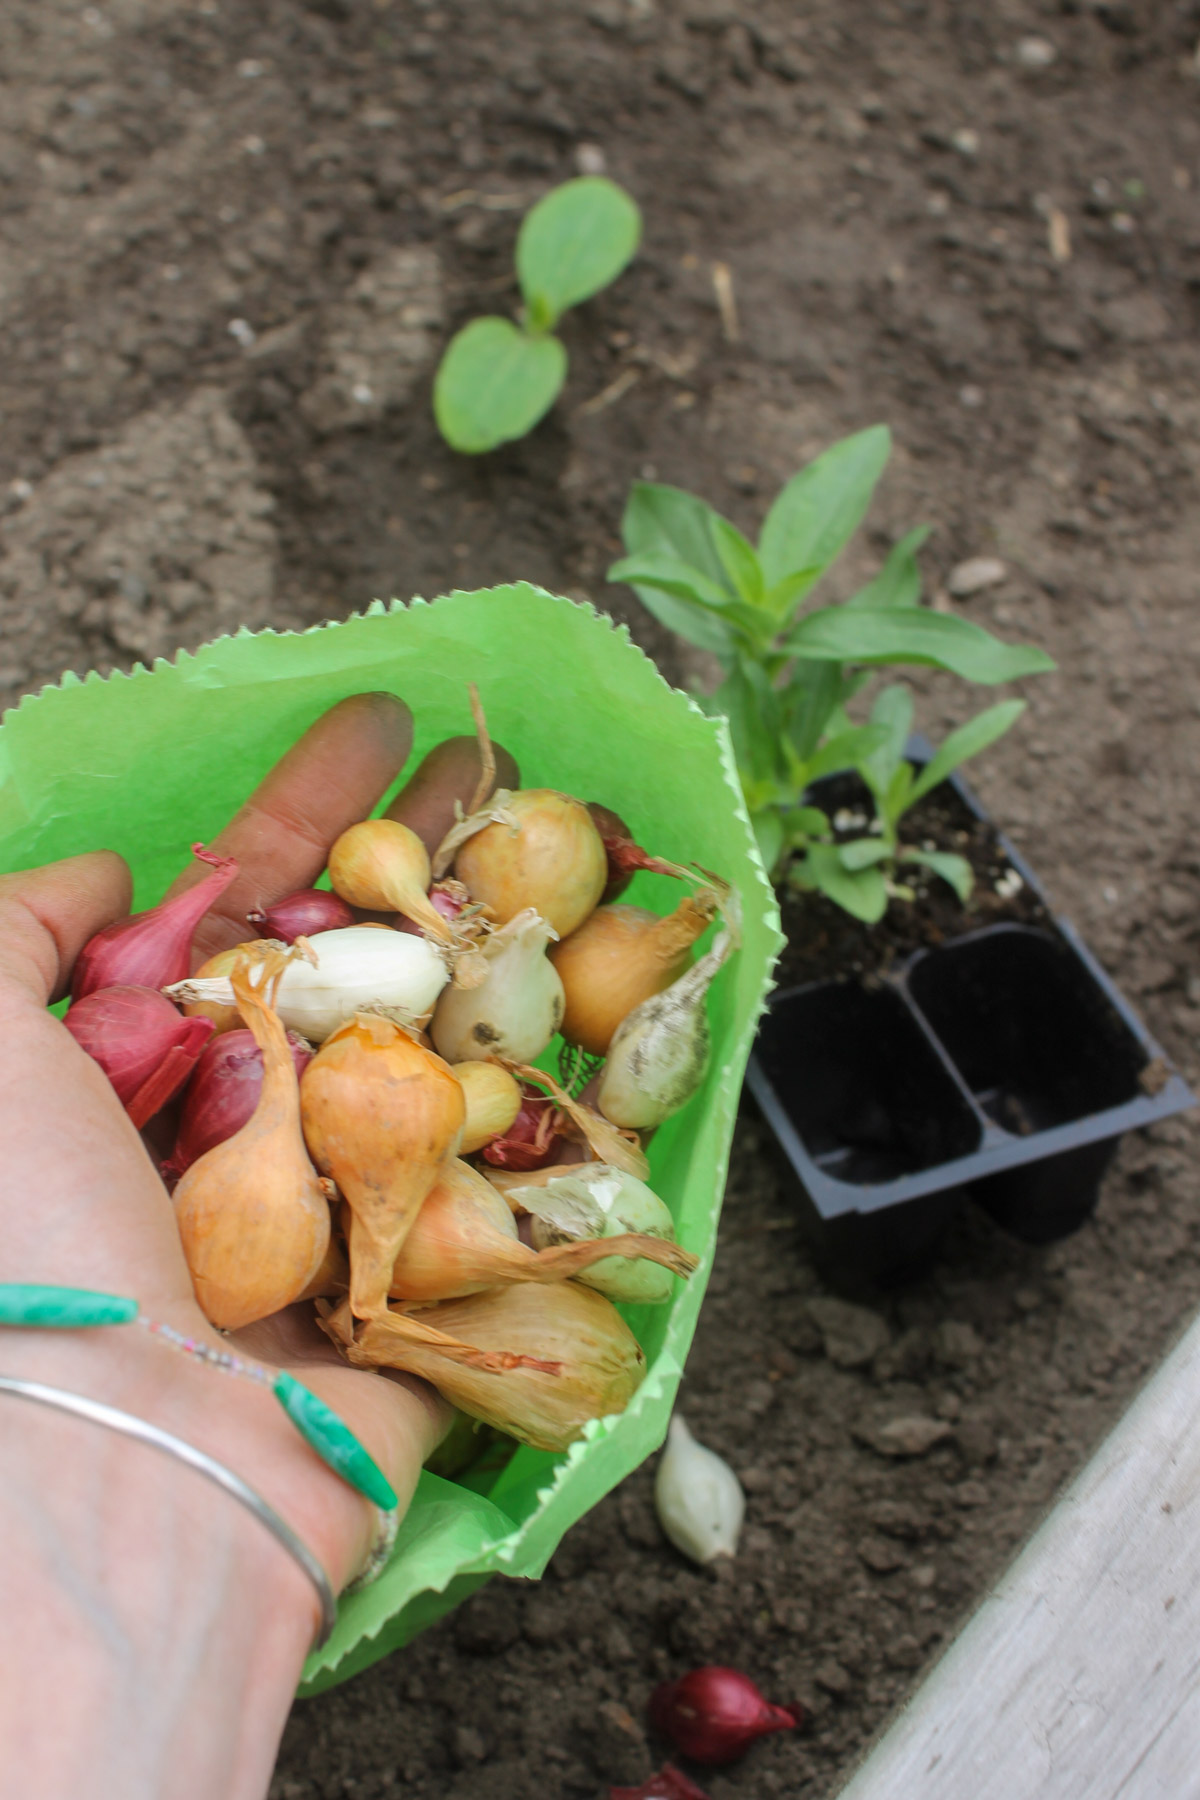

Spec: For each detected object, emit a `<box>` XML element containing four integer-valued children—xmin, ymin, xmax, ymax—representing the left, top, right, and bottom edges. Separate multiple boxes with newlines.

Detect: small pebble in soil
<box><xmin>855</xmin><ymin>1415</ymin><xmax>954</xmax><ymax>1458</ymax></box>
<box><xmin>948</xmin><ymin>556</ymin><xmax>1008</xmax><ymax>598</ymax></box>
<box><xmin>1016</xmin><ymin>35</ymin><xmax>1058</xmax><ymax>67</ymax></box>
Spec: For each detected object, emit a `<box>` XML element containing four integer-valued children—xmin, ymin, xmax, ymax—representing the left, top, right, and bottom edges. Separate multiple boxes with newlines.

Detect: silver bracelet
<box><xmin>0</xmin><ymin>1374</ymin><xmax>338</xmax><ymax>1650</ymax></box>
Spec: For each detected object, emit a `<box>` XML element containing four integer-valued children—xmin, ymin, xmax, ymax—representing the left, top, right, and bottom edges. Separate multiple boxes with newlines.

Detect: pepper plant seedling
<box><xmin>606</xmin><ymin>424</ymin><xmax>1055</xmax><ymax>915</ymax></box>
<box><xmin>434</xmin><ymin>177</ymin><xmax>641</xmax><ymax>454</ymax></box>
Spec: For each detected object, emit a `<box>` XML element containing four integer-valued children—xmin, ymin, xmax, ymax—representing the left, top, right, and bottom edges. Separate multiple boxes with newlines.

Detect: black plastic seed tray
<box><xmin>746</xmin><ymin>760</ymin><xmax>1195</xmax><ymax>1286</ymax></box>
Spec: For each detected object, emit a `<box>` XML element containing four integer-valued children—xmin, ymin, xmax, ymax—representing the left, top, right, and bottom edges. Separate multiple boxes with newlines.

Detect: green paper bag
<box><xmin>0</xmin><ymin>584</ymin><xmax>781</xmax><ymax>1691</ymax></box>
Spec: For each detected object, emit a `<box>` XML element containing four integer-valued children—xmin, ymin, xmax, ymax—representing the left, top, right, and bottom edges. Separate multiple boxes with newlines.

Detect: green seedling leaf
<box><xmin>622</xmin><ymin>483</ymin><xmax>733</xmax><ymax>586</ymax></box>
<box><xmin>881</xmin><ymin>759</ymin><xmax>915</xmax><ymax>832</ymax></box>
<box><xmin>783</xmin><ymin>661</ymin><xmax>844</xmax><ymax>764</ymax></box>
<box><xmin>762</xmin><ymin>565</ymin><xmax>826</xmax><ymax>624</ymax></box>
<box><xmin>802</xmin><ymin>722</ymin><xmax>890</xmax><ymax>785</ymax></box>
<box><xmin>614</xmin><ymin>483</ymin><xmax>741</xmax><ymax>658</ymax></box>
<box><xmin>909</xmin><ymin>699</ymin><xmax>1027</xmax><ymax>804</ymax></box>
<box><xmin>434</xmin><ymin>317</ymin><xmax>567</xmax><ymax>454</ymax></box>
<box><xmin>903</xmin><ymin>848</ymin><xmax>975</xmax><ymax>902</ymax></box>
<box><xmin>783</xmin><ymin>606</ymin><xmax>1056</xmax><ymax>684</ymax></box>
<box><xmin>516</xmin><ymin>177</ymin><xmax>641</xmax><ymax>330</ymax></box>
<box><xmin>846</xmin><ymin>526</ymin><xmax>931</xmax><ymax>611</ymax></box>
<box><xmin>706</xmin><ymin>658</ymin><xmax>788</xmax><ymax>795</ymax></box>
<box><xmin>708</xmin><ymin>515</ymin><xmax>765</xmax><ymax>606</ymax></box>
<box><xmin>860</xmin><ymin>683</ymin><xmax>914</xmax><ymax>798</ymax></box>
<box><xmin>606</xmin><ymin>554</ymin><xmax>766</xmax><ymax>643</ymax></box>
<box><xmin>758</xmin><ymin>424</ymin><xmax>892</xmax><ymax>591</ymax></box>
<box><xmin>838</xmin><ymin>837</ymin><xmax>892</xmax><ymax>870</ymax></box>
<box><xmin>781</xmin><ymin>806</ymin><xmax>831</xmax><ymax>841</ymax></box>
<box><xmin>795</xmin><ymin>843</ymin><xmax>889</xmax><ymax>922</ymax></box>
<box><xmin>752</xmin><ymin>806</ymin><xmax>785</xmax><ymax>877</ymax></box>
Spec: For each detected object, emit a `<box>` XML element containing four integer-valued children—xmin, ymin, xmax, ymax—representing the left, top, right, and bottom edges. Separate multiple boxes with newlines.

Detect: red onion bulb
<box><xmin>71</xmin><ymin>844</ymin><xmax>238</xmax><ymax>1001</ymax></box>
<box><xmin>165</xmin><ymin>1026</ymin><xmax>313</xmax><ymax>1179</ymax></box>
<box><xmin>247</xmin><ymin>888</ymin><xmax>354</xmax><ymax>942</ymax></box>
<box><xmin>648</xmin><ymin>1667</ymin><xmax>803</xmax><ymax>1766</ymax></box>
<box><xmin>64</xmin><ymin>985</ymin><xmax>215</xmax><ymax>1128</ymax></box>
<box><xmin>481</xmin><ymin>1081</ymin><xmax>564</xmax><ymax>1170</ymax></box>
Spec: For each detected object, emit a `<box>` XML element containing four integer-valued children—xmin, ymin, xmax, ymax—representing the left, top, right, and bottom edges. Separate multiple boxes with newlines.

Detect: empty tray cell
<box><xmin>907</xmin><ymin>925</ymin><xmax>1148</xmax><ymax>1132</ymax></box>
<box><xmin>754</xmin><ymin>982</ymin><xmax>982</xmax><ymax>1185</ymax></box>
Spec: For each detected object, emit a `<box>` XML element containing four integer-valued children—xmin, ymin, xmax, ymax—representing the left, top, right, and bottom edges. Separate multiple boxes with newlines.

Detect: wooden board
<box><xmin>835</xmin><ymin>1306</ymin><xmax>1200</xmax><ymax>1800</ymax></box>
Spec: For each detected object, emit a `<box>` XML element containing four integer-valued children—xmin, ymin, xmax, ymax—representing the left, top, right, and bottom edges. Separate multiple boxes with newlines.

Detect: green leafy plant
<box><xmin>792</xmin><ymin>685</ymin><xmax>1028</xmax><ymax>922</ymax></box>
<box><xmin>434</xmin><ymin>178</ymin><xmax>641</xmax><ymax>454</ymax></box>
<box><xmin>606</xmin><ymin>424</ymin><xmax>1055</xmax><ymax>917</ymax></box>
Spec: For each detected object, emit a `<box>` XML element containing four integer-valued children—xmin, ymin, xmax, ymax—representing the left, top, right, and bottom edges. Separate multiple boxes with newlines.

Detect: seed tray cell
<box><xmin>747</xmin><ymin>765</ymin><xmax>1194</xmax><ymax>1286</ymax></box>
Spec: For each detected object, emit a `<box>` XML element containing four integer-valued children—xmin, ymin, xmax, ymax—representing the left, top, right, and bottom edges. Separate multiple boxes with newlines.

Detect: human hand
<box><xmin>0</xmin><ymin>694</ymin><xmax>449</xmax><ymax>1800</ymax></box>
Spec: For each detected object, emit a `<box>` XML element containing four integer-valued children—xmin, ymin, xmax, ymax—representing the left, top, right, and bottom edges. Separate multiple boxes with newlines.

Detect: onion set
<box><xmin>62</xmin><ymin>696</ymin><xmax>742</xmax><ymax>1494</ymax></box>
<box><xmin>173</xmin><ymin>951</ymin><xmax>332</xmax><ymax>1331</ymax></box>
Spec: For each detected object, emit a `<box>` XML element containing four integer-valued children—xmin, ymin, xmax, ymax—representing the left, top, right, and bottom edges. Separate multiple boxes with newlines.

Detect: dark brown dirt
<box><xmin>775</xmin><ymin>774</ymin><xmax>1049</xmax><ymax>988</ymax></box>
<box><xmin>4</xmin><ymin>2</ymin><xmax>1200</xmax><ymax>1798</ymax></box>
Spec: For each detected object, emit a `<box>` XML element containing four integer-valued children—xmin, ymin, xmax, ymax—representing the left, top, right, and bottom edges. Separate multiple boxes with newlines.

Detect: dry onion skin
<box><xmin>388</xmin><ymin>1158</ymin><xmax>697</xmax><ymax>1305</ymax></box>
<box><xmin>451</xmin><ymin>789</ymin><xmax>608</xmax><ymax>938</ymax></box>
<box><xmin>173</xmin><ymin>953</ymin><xmax>331</xmax><ymax>1332</ymax></box>
<box><xmin>181</xmin><ymin>940</ymin><xmax>268</xmax><ymax>1035</ymax></box>
<box><xmin>300</xmin><ymin>1012</ymin><xmax>466</xmax><ymax>1320</ymax></box>
<box><xmin>345</xmin><ymin>1281</ymin><xmax>647</xmax><ymax>1452</ymax></box>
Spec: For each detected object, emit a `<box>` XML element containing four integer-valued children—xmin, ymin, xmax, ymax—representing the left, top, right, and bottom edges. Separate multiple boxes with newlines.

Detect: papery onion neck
<box><xmin>506</xmin><ymin>1061</ymin><xmax>649</xmax><ymax>1179</ymax></box>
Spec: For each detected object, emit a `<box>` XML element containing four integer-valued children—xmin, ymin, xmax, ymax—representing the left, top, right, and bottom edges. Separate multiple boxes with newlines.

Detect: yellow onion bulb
<box><xmin>454</xmin><ymin>1060</ymin><xmax>523</xmax><ymax>1153</ymax></box>
<box><xmin>454</xmin><ymin>789</ymin><xmax>606</xmax><ymax>938</ymax></box>
<box><xmin>550</xmin><ymin>893</ymin><xmax>716</xmax><ymax>1057</ymax></box>
<box><xmin>347</xmin><ymin>1281</ymin><xmax>647</xmax><ymax>1452</ymax></box>
<box><xmin>182</xmin><ymin>941</ymin><xmax>268</xmax><ymax>1035</ymax></box>
<box><xmin>328</xmin><ymin>818</ymin><xmax>454</xmax><ymax>942</ymax></box>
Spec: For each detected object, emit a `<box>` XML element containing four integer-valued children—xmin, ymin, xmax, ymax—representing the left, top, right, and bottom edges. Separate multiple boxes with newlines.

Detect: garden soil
<box><xmin>4</xmin><ymin>1</ymin><xmax>1200</xmax><ymax>1794</ymax></box>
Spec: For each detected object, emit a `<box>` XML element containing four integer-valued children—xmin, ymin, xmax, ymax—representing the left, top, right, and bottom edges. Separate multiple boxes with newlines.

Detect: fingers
<box><xmin>385</xmin><ymin>735</ymin><xmax>520</xmax><ymax>857</ymax></box>
<box><xmin>168</xmin><ymin>693</ymin><xmax>414</xmax><ymax>964</ymax></box>
<box><xmin>0</xmin><ymin>851</ymin><xmax>132</xmax><ymax>1004</ymax></box>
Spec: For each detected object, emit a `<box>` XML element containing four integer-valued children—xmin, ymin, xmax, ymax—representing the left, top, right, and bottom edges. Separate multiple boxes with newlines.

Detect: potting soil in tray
<box><xmin>775</xmin><ymin>774</ymin><xmax>1047</xmax><ymax>991</ymax></box>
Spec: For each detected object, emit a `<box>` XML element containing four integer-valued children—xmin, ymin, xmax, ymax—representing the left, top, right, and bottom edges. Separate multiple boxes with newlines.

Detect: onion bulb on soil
<box><xmin>654</xmin><ymin>1414</ymin><xmax>745</xmax><ymax>1565</ymax></box>
<box><xmin>648</xmin><ymin>1666</ymin><xmax>802</xmax><ymax>1766</ymax></box>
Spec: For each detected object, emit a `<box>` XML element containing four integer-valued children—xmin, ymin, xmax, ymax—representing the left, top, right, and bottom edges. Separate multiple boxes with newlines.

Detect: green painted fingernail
<box><xmin>0</xmin><ymin>1284</ymin><xmax>139</xmax><ymax>1328</ymax></box>
<box><xmin>273</xmin><ymin>1370</ymin><xmax>399</xmax><ymax>1511</ymax></box>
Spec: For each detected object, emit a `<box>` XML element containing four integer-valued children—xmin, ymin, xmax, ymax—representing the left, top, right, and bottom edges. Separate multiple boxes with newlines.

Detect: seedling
<box><xmin>791</xmin><ymin>684</ymin><xmax>1027</xmax><ymax>922</ymax></box>
<box><xmin>607</xmin><ymin>424</ymin><xmax>1055</xmax><ymax>915</ymax></box>
<box><xmin>434</xmin><ymin>177</ymin><xmax>641</xmax><ymax>454</ymax></box>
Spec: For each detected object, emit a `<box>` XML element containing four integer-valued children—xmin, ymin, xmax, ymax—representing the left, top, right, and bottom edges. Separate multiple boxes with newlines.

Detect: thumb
<box><xmin>0</xmin><ymin>851</ymin><xmax>131</xmax><ymax>1003</ymax></box>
